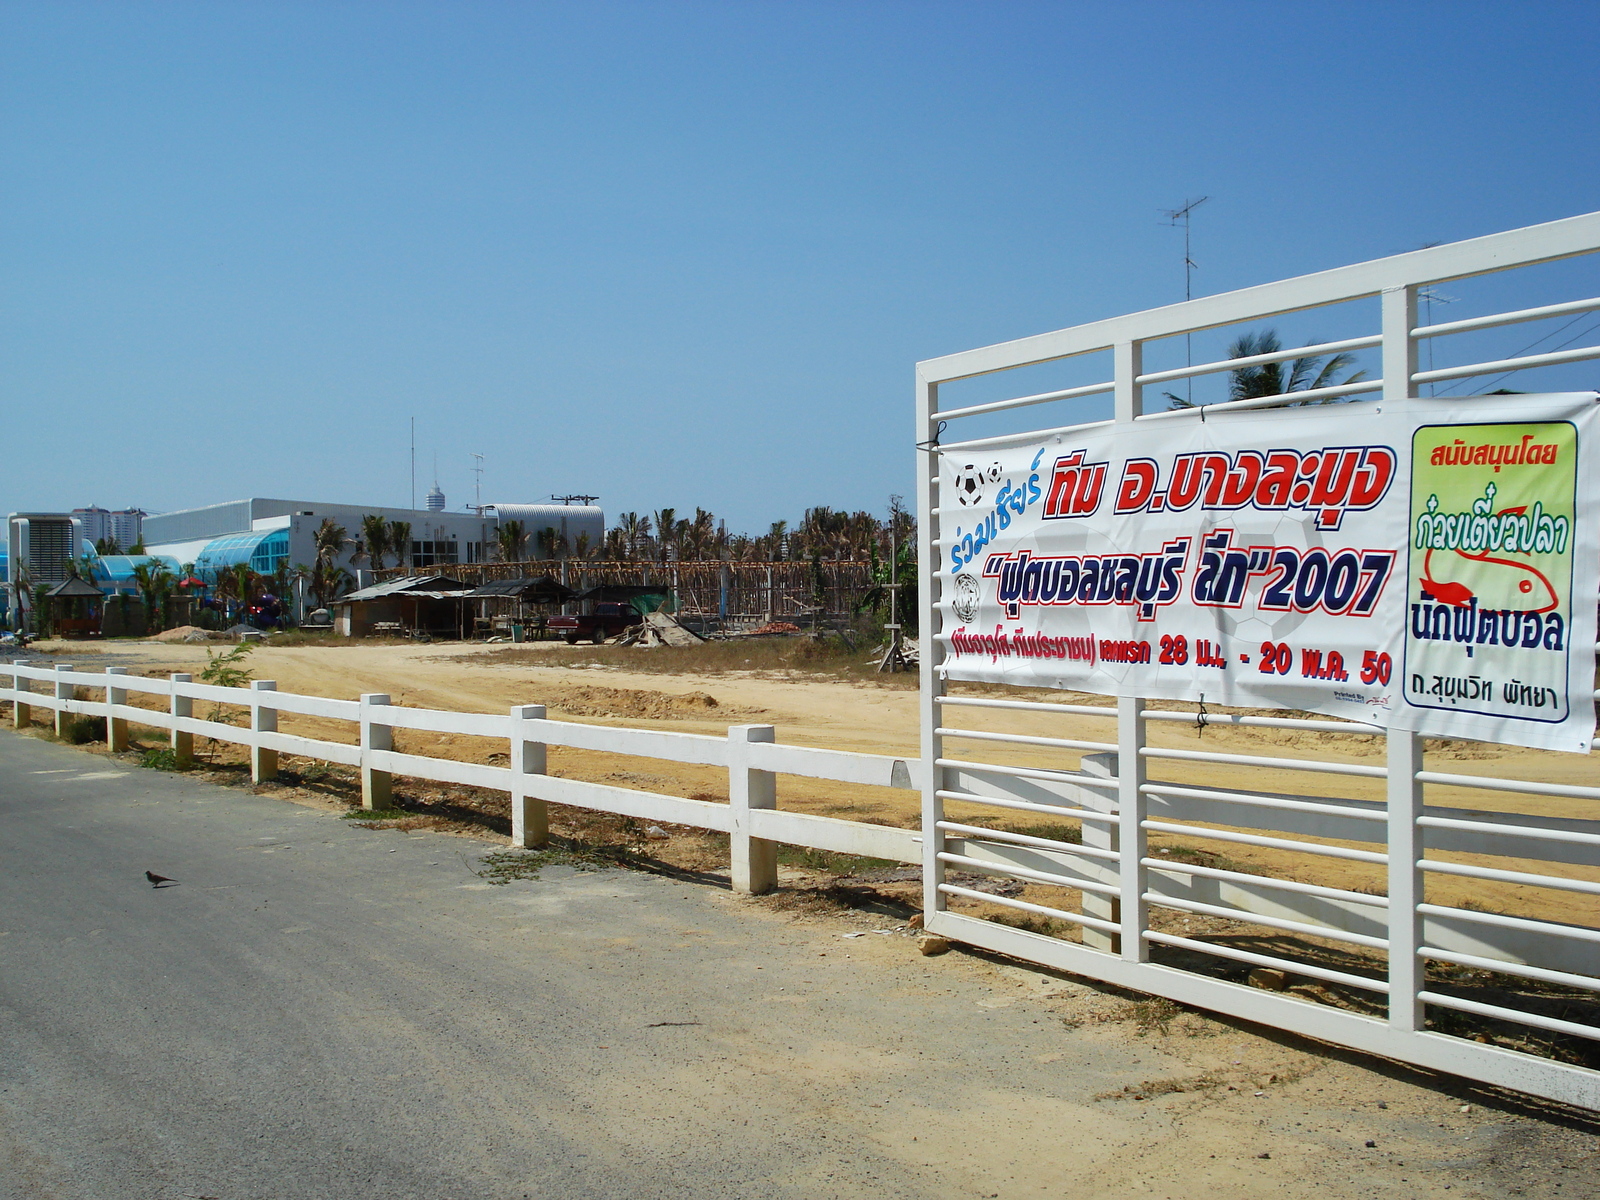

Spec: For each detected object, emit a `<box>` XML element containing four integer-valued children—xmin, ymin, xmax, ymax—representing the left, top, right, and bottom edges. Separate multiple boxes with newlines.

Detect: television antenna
<box><xmin>471</xmin><ymin>452</ymin><xmax>485</xmax><ymax>511</ymax></box>
<box><xmin>1163</xmin><ymin>196</ymin><xmax>1209</xmax><ymax>405</ymax></box>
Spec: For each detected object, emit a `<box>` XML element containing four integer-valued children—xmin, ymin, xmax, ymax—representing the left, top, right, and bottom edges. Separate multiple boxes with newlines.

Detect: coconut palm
<box><xmin>651</xmin><ymin>508</ymin><xmax>678</xmax><ymax>562</ymax></box>
<box><xmin>1167</xmin><ymin>329</ymin><xmax>1366</xmax><ymax>409</ymax></box>
<box><xmin>386</xmin><ymin>521</ymin><xmax>412</xmax><ymax>571</ymax></box>
<box><xmin>358</xmin><ymin>514</ymin><xmax>391</xmax><ymax>571</ymax></box>
<box><xmin>313</xmin><ymin>519</ymin><xmax>348</xmax><ymax>572</ymax></box>
<box><xmin>615</xmin><ymin>512</ymin><xmax>650</xmax><ymax>560</ymax></box>
<box><xmin>495</xmin><ymin>520</ymin><xmax>528</xmax><ymax>563</ymax></box>
<box><xmin>129</xmin><ymin>560</ymin><xmax>175</xmax><ymax>633</ymax></box>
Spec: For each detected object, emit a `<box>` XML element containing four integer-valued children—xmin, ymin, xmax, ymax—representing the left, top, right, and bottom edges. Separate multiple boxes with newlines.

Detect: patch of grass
<box><xmin>1127</xmin><ymin>996</ymin><xmax>1181</xmax><ymax>1035</ymax></box>
<box><xmin>476</xmin><ymin>632</ymin><xmax>915</xmax><ymax>685</ymax></box>
<box><xmin>1001</xmin><ymin>822</ymin><xmax>1083</xmax><ymax>845</ymax></box>
<box><xmin>990</xmin><ymin>910</ymin><xmax>1072</xmax><ymax>938</ymax></box>
<box><xmin>475</xmin><ymin>844</ymin><xmax>618</xmax><ymax>884</ymax></box>
<box><xmin>775</xmin><ymin>845</ymin><xmax>900</xmax><ymax>873</ymax></box>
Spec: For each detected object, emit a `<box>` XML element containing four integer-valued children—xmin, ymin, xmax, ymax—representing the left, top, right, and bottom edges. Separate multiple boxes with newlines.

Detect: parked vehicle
<box><xmin>546</xmin><ymin>601</ymin><xmax>643</xmax><ymax>644</ymax></box>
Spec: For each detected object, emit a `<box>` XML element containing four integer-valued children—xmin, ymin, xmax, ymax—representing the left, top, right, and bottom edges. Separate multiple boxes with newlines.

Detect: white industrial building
<box><xmin>139</xmin><ymin>497</ymin><xmax>604</xmax><ymax>582</ymax></box>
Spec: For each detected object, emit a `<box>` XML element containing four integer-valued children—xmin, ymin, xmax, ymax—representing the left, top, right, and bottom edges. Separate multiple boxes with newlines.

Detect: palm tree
<box><xmin>1167</xmin><ymin>329</ymin><xmax>1366</xmax><ymax>409</ymax></box>
<box><xmin>683</xmin><ymin>508</ymin><xmax>716</xmax><ymax>560</ymax></box>
<box><xmin>766</xmin><ymin>520</ymin><xmax>788</xmax><ymax>562</ymax></box>
<box><xmin>129</xmin><ymin>560</ymin><xmax>174</xmax><ymax>633</ymax></box>
<box><xmin>615</xmin><ymin>512</ymin><xmax>650</xmax><ymax>560</ymax></box>
<box><xmin>495</xmin><ymin>520</ymin><xmax>527</xmax><ymax>563</ymax></box>
<box><xmin>386</xmin><ymin>521</ymin><xmax>412</xmax><ymax>571</ymax></box>
<box><xmin>535</xmin><ymin>525</ymin><xmax>568</xmax><ymax>560</ymax></box>
<box><xmin>358</xmin><ymin>514</ymin><xmax>391</xmax><ymax>571</ymax></box>
<box><xmin>313</xmin><ymin>519</ymin><xmax>348</xmax><ymax>574</ymax></box>
<box><xmin>309</xmin><ymin>561</ymin><xmax>353</xmax><ymax>608</ymax></box>
<box><xmin>651</xmin><ymin>508</ymin><xmax>677</xmax><ymax>562</ymax></box>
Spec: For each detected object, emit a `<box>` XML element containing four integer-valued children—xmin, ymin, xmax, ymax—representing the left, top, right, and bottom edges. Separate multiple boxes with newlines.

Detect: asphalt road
<box><xmin>2</xmin><ymin>731</ymin><xmax>1597</xmax><ymax>1200</ymax></box>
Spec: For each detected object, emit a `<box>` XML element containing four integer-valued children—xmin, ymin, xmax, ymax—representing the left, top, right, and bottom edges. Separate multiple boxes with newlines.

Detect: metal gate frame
<box><xmin>916</xmin><ymin>211</ymin><xmax>1600</xmax><ymax>1109</ymax></box>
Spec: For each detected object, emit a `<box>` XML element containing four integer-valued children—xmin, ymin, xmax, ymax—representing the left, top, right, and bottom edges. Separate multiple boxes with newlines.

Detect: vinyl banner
<box><xmin>937</xmin><ymin>393</ymin><xmax>1598</xmax><ymax>753</ymax></box>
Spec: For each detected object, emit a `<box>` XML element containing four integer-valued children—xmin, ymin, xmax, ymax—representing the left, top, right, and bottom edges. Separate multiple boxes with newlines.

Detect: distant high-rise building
<box><xmin>74</xmin><ymin>507</ymin><xmax>145</xmax><ymax>550</ymax></box>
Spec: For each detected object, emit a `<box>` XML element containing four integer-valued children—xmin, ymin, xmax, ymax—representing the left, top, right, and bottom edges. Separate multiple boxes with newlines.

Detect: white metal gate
<box><xmin>916</xmin><ymin>212</ymin><xmax>1600</xmax><ymax>1110</ymax></box>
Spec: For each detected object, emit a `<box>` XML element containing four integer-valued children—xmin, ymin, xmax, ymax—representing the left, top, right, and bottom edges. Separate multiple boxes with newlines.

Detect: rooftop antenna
<box><xmin>410</xmin><ymin>417</ymin><xmax>416</xmax><ymax>510</ymax></box>
<box><xmin>471</xmin><ymin>452</ymin><xmax>485</xmax><ymax>512</ymax></box>
<box><xmin>1163</xmin><ymin>196</ymin><xmax>1209</xmax><ymax>405</ymax></box>
<box><xmin>551</xmin><ymin>494</ymin><xmax>599</xmax><ymax>506</ymax></box>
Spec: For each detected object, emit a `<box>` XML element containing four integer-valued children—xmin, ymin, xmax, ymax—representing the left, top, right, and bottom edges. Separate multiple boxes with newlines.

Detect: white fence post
<box><xmin>510</xmin><ymin>704</ymin><xmax>548</xmax><ymax>848</ymax></box>
<box><xmin>12</xmin><ymin>660</ymin><xmax>31</xmax><ymax>728</ymax></box>
<box><xmin>105</xmin><ymin>667</ymin><xmax>129</xmax><ymax>751</ymax></box>
<box><xmin>1387</xmin><ymin>729</ymin><xmax>1425</xmax><ymax>1031</ymax></box>
<box><xmin>729</xmin><ymin>724</ymin><xmax>778</xmax><ymax>895</ymax></box>
<box><xmin>170</xmin><ymin>673</ymin><xmax>193</xmax><ymax>765</ymax></box>
<box><xmin>360</xmin><ymin>693</ymin><xmax>393</xmax><ymax>810</ymax></box>
<box><xmin>250</xmin><ymin>680</ymin><xmax>278</xmax><ymax>783</ymax></box>
<box><xmin>53</xmin><ymin>664</ymin><xmax>73</xmax><ymax>738</ymax></box>
<box><xmin>1117</xmin><ymin>695</ymin><xmax>1149</xmax><ymax>962</ymax></box>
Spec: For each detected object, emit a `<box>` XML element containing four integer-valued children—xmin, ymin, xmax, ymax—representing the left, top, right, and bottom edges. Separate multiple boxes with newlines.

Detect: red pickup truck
<box><xmin>546</xmin><ymin>602</ymin><xmax>643</xmax><ymax>644</ymax></box>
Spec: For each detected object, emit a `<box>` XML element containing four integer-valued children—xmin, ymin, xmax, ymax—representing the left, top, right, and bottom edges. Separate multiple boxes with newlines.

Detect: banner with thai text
<box><xmin>937</xmin><ymin>393</ymin><xmax>1598</xmax><ymax>753</ymax></box>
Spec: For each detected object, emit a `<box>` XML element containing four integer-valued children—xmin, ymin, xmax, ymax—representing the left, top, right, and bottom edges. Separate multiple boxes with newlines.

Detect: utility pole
<box><xmin>410</xmin><ymin>417</ymin><xmax>416</xmax><ymax>511</ymax></box>
<box><xmin>1163</xmin><ymin>196</ymin><xmax>1209</xmax><ymax>405</ymax></box>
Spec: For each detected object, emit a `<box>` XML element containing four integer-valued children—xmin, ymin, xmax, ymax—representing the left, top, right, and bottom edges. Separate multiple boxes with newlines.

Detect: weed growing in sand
<box><xmin>139</xmin><ymin>747</ymin><xmax>186</xmax><ymax>771</ymax></box>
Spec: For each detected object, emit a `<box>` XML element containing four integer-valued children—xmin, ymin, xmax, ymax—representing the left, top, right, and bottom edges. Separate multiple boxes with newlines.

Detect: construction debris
<box><xmin>614</xmin><ymin>609</ymin><xmax>705</xmax><ymax>648</ymax></box>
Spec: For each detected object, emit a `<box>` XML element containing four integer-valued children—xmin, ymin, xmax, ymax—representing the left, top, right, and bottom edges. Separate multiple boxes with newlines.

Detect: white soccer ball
<box><xmin>951</xmin><ymin>461</ymin><xmax>1000</xmax><ymax>507</ymax></box>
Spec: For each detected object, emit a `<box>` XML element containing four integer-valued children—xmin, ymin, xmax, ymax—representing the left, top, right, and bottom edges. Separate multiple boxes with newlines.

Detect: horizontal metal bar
<box><xmin>1416</xmin><ymin>770</ymin><xmax>1600</xmax><ymax>803</ymax></box>
<box><xmin>1420</xmin><ymin>858</ymin><xmax>1600</xmax><ymax>897</ymax></box>
<box><xmin>1141</xmin><ymin>708</ymin><xmax>1382</xmax><ymax>735</ymax></box>
<box><xmin>1420</xmin><ymin>946</ymin><xmax>1600</xmax><ymax>995</ymax></box>
<box><xmin>1136</xmin><ymin>334</ymin><xmax>1382</xmax><ymax>385</ymax></box>
<box><xmin>940</xmin><ymin>820</ymin><xmax>1120</xmax><ymax>861</ymax></box>
<box><xmin>937</xmin><ymin>851</ymin><xmax>1120</xmax><ymax>897</ymax></box>
<box><xmin>935</xmin><ymin>418</ymin><xmax>1115</xmax><ymax>455</ymax></box>
<box><xmin>1412</xmin><ymin>343</ymin><xmax>1600</xmax><ymax>383</ymax></box>
<box><xmin>1419</xmin><ymin>990</ymin><xmax>1600</xmax><ymax>1044</ymax></box>
<box><xmin>936</xmin><ymin>726</ymin><xmax>1116</xmax><ymax>753</ymax></box>
<box><xmin>1142</xmin><ymin>819</ymin><xmax>1390</xmax><ymax>864</ymax></box>
<box><xmin>934</xmin><ymin>380</ymin><xmax>1113</xmax><ymax>422</ymax></box>
<box><xmin>1142</xmin><ymin>782</ymin><xmax>1389</xmax><ymax>823</ymax></box>
<box><xmin>939</xmin><ymin>695</ymin><xmax>1116</xmax><ymax>719</ymax></box>
<box><xmin>939</xmin><ymin>884</ymin><xmax>1121</xmax><ymax>935</ymax></box>
<box><xmin>918</xmin><ymin>210</ymin><xmax>1600</xmax><ymax>384</ymax></box>
<box><xmin>935</xmin><ymin>789</ymin><xmax>1118</xmax><ymax>823</ymax></box>
<box><xmin>1418</xmin><ymin>814</ymin><xmax>1600</xmax><ymax>849</ymax></box>
<box><xmin>1413</xmin><ymin>295</ymin><xmax>1600</xmax><ymax>339</ymax></box>
<box><xmin>1143</xmin><ymin>894</ymin><xmax>1390</xmax><ymax>950</ymax></box>
<box><xmin>935</xmin><ymin>758</ymin><xmax>1119</xmax><ymax>788</ymax></box>
<box><xmin>1143</xmin><ymin>930</ymin><xmax>1390</xmax><ymax>994</ymax></box>
<box><xmin>1134</xmin><ymin>380</ymin><xmax>1381</xmax><ymax>422</ymax></box>
<box><xmin>1143</xmin><ymin>857</ymin><xmax>1389</xmax><ymax>907</ymax></box>
<box><xmin>1142</xmin><ymin>745</ymin><xmax>1387</xmax><ymax>778</ymax></box>
<box><xmin>1417</xmin><ymin>902</ymin><xmax>1600</xmax><ymax>946</ymax></box>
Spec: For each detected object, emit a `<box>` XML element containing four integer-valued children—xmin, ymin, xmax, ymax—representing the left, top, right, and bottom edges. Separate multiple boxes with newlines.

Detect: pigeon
<box><xmin>145</xmin><ymin>871</ymin><xmax>176</xmax><ymax>888</ymax></box>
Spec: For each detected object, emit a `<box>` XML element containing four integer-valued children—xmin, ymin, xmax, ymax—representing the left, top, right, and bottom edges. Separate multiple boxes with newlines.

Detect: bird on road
<box><xmin>145</xmin><ymin>871</ymin><xmax>176</xmax><ymax>888</ymax></box>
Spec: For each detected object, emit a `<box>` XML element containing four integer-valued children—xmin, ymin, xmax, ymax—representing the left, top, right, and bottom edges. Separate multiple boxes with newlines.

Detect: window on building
<box><xmin>410</xmin><ymin>540</ymin><xmax>460</xmax><ymax>568</ymax></box>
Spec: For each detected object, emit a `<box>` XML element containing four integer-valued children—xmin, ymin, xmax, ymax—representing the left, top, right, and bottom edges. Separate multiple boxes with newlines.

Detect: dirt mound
<box><xmin>545</xmin><ymin>684</ymin><xmax>750</xmax><ymax>721</ymax></box>
<box><xmin>152</xmin><ymin>625</ymin><xmax>218</xmax><ymax>643</ymax></box>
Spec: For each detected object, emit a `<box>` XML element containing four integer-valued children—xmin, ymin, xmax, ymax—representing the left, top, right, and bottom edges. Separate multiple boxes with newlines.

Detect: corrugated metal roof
<box><xmin>338</xmin><ymin>576</ymin><xmax>469</xmax><ymax>603</ymax></box>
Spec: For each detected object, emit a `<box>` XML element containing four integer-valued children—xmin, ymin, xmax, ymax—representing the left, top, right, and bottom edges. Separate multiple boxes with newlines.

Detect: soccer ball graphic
<box><xmin>951</xmin><ymin>461</ymin><xmax>1002</xmax><ymax>507</ymax></box>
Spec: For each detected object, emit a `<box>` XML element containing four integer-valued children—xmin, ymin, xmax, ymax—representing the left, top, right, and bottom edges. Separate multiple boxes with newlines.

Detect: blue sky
<box><xmin>5</xmin><ymin>1</ymin><xmax>1599</xmax><ymax>534</ymax></box>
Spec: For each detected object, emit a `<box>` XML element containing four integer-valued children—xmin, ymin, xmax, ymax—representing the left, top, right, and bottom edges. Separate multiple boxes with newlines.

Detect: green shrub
<box><xmin>139</xmin><ymin>747</ymin><xmax>184</xmax><ymax>770</ymax></box>
<box><xmin>61</xmin><ymin>715</ymin><xmax>106</xmax><ymax>745</ymax></box>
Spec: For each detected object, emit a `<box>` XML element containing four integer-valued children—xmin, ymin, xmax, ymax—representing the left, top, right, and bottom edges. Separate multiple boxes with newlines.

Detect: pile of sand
<box><xmin>152</xmin><ymin>625</ymin><xmax>219</xmax><ymax>643</ymax></box>
<box><xmin>545</xmin><ymin>685</ymin><xmax>736</xmax><ymax>720</ymax></box>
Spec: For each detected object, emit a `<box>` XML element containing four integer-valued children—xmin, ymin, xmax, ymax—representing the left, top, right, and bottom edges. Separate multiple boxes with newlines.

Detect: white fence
<box><xmin>916</xmin><ymin>211</ymin><xmax>1600</xmax><ymax>1110</ymax></box>
<box><xmin>0</xmin><ymin>660</ymin><xmax>925</xmax><ymax>891</ymax></box>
